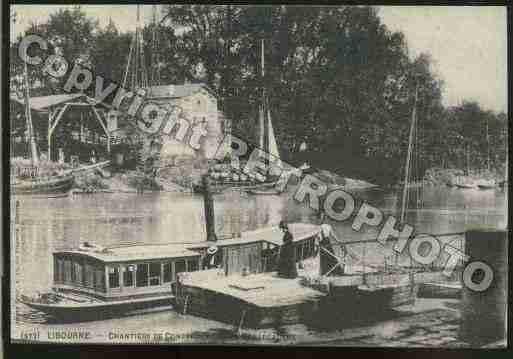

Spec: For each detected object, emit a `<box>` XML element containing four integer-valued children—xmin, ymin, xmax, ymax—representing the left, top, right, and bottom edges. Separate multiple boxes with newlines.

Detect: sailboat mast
<box><xmin>466</xmin><ymin>143</ymin><xmax>470</xmax><ymax>176</ymax></box>
<box><xmin>400</xmin><ymin>82</ymin><xmax>419</xmax><ymax>223</ymax></box>
<box><xmin>23</xmin><ymin>61</ymin><xmax>38</xmax><ymax>165</ymax></box>
<box><xmin>486</xmin><ymin>116</ymin><xmax>490</xmax><ymax>173</ymax></box>
<box><xmin>258</xmin><ymin>39</ymin><xmax>266</xmax><ymax>153</ymax></box>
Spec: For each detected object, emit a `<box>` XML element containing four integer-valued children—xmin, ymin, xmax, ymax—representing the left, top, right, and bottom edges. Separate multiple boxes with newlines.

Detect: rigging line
<box><xmin>122</xmin><ymin>36</ymin><xmax>135</xmax><ymax>89</ymax></box>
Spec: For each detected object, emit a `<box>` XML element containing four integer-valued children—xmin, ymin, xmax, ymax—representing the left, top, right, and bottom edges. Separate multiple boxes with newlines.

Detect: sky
<box><xmin>10</xmin><ymin>5</ymin><xmax>508</xmax><ymax>113</ymax></box>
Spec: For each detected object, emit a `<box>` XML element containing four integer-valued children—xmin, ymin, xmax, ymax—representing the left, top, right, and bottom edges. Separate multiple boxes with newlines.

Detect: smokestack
<box><xmin>202</xmin><ymin>175</ymin><xmax>217</xmax><ymax>242</ymax></box>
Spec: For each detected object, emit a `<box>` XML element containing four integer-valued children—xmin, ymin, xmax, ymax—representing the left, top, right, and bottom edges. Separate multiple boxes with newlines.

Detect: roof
<box><xmin>54</xmin><ymin>223</ymin><xmax>320</xmax><ymax>263</ymax></box>
<box><xmin>11</xmin><ymin>93</ymin><xmax>85</xmax><ymax>111</ymax></box>
<box><xmin>189</xmin><ymin>223</ymin><xmax>320</xmax><ymax>249</ymax></box>
<box><xmin>147</xmin><ymin>83</ymin><xmax>215</xmax><ymax>99</ymax></box>
<box><xmin>54</xmin><ymin>243</ymin><xmax>200</xmax><ymax>263</ymax></box>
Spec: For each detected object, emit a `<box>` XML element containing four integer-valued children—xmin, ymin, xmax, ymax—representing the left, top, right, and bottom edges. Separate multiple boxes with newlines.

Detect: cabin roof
<box><xmin>54</xmin><ymin>243</ymin><xmax>200</xmax><ymax>263</ymax></box>
<box><xmin>189</xmin><ymin>223</ymin><xmax>320</xmax><ymax>249</ymax></box>
<box><xmin>11</xmin><ymin>93</ymin><xmax>86</xmax><ymax>111</ymax></box>
<box><xmin>54</xmin><ymin>223</ymin><xmax>319</xmax><ymax>262</ymax></box>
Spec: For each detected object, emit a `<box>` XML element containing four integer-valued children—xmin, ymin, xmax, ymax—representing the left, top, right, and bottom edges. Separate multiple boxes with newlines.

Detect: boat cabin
<box><xmin>189</xmin><ymin>223</ymin><xmax>320</xmax><ymax>276</ymax></box>
<box><xmin>53</xmin><ymin>244</ymin><xmax>201</xmax><ymax>300</ymax></box>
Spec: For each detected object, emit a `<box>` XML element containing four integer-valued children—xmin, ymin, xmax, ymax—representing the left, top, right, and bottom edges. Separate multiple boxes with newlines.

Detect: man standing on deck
<box><xmin>203</xmin><ymin>245</ymin><xmax>221</xmax><ymax>269</ymax></box>
<box><xmin>277</xmin><ymin>221</ymin><xmax>298</xmax><ymax>279</ymax></box>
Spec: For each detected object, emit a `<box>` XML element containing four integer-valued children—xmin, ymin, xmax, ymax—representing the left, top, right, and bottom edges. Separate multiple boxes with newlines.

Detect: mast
<box><xmin>486</xmin><ymin>116</ymin><xmax>490</xmax><ymax>173</ymax></box>
<box><xmin>466</xmin><ymin>143</ymin><xmax>470</xmax><ymax>176</ymax></box>
<box><xmin>400</xmin><ymin>82</ymin><xmax>419</xmax><ymax>224</ymax></box>
<box><xmin>258</xmin><ymin>38</ymin><xmax>266</xmax><ymax>153</ymax></box>
<box><xmin>150</xmin><ymin>5</ymin><xmax>160</xmax><ymax>88</ymax></box>
<box><xmin>23</xmin><ymin>61</ymin><xmax>39</xmax><ymax>165</ymax></box>
<box><xmin>123</xmin><ymin>5</ymin><xmax>148</xmax><ymax>91</ymax></box>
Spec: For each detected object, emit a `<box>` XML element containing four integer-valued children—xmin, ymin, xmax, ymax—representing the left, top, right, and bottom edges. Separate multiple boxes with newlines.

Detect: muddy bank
<box><xmin>73</xmin><ymin>169</ymin><xmax>191</xmax><ymax>193</ymax></box>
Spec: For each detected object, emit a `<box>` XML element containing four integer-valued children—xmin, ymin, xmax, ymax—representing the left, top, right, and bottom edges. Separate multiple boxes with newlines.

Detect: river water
<box><xmin>11</xmin><ymin>184</ymin><xmax>507</xmax><ymax>344</ymax></box>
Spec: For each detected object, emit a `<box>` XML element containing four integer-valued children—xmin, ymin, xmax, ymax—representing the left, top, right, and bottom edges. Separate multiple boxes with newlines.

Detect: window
<box><xmin>163</xmin><ymin>262</ymin><xmax>173</xmax><ymax>283</ymax></box>
<box><xmin>175</xmin><ymin>260</ymin><xmax>186</xmax><ymax>278</ymax></box>
<box><xmin>84</xmin><ymin>263</ymin><xmax>94</xmax><ymax>288</ymax></box>
<box><xmin>74</xmin><ymin>261</ymin><xmax>83</xmax><ymax>285</ymax></box>
<box><xmin>108</xmin><ymin>266</ymin><xmax>120</xmax><ymax>288</ymax></box>
<box><xmin>124</xmin><ymin>265</ymin><xmax>135</xmax><ymax>287</ymax></box>
<box><xmin>71</xmin><ymin>260</ymin><xmax>76</xmax><ymax>282</ymax></box>
<box><xmin>64</xmin><ymin>259</ymin><xmax>72</xmax><ymax>283</ymax></box>
<box><xmin>187</xmin><ymin>259</ymin><xmax>198</xmax><ymax>272</ymax></box>
<box><xmin>94</xmin><ymin>267</ymin><xmax>105</xmax><ymax>292</ymax></box>
<box><xmin>55</xmin><ymin>258</ymin><xmax>64</xmax><ymax>283</ymax></box>
<box><xmin>149</xmin><ymin>262</ymin><xmax>161</xmax><ymax>286</ymax></box>
<box><xmin>136</xmin><ymin>263</ymin><xmax>148</xmax><ymax>287</ymax></box>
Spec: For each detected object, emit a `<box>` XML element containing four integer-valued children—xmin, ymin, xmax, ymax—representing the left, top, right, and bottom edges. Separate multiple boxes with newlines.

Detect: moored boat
<box><xmin>12</xmin><ymin>173</ymin><xmax>74</xmax><ymax>195</ymax></box>
<box><xmin>455</xmin><ymin>183</ymin><xmax>476</xmax><ymax>189</ymax></box>
<box><xmin>477</xmin><ymin>179</ymin><xmax>497</xmax><ymax>189</ymax></box>
<box><xmin>20</xmin><ymin>242</ymin><xmax>201</xmax><ymax>322</ymax></box>
<box><xmin>246</xmin><ymin>188</ymin><xmax>282</xmax><ymax>195</ymax></box>
<box><xmin>193</xmin><ymin>178</ymin><xmax>279</xmax><ymax>194</ymax></box>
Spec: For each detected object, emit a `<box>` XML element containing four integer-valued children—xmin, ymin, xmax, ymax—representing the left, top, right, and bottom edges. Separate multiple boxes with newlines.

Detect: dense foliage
<box><xmin>10</xmin><ymin>5</ymin><xmax>507</xmax><ymax>184</ymax></box>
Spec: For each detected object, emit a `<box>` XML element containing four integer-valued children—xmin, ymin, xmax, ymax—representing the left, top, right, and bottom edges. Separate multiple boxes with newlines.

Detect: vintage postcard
<box><xmin>7</xmin><ymin>4</ymin><xmax>508</xmax><ymax>347</ymax></box>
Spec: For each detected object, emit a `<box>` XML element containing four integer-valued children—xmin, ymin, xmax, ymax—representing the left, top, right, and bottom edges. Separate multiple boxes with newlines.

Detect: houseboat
<box><xmin>20</xmin><ymin>242</ymin><xmax>201</xmax><ymax>322</ymax></box>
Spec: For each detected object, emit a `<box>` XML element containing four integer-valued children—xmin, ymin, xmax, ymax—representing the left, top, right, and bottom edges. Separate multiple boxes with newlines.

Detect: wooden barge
<box><xmin>173</xmin><ymin>223</ymin><xmax>324</xmax><ymax>327</ymax></box>
<box><xmin>172</xmin><ymin>223</ymin><xmax>419</xmax><ymax>329</ymax></box>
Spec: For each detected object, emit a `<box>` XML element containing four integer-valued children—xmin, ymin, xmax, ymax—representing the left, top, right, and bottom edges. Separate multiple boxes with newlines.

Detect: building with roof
<box><xmin>10</xmin><ymin>93</ymin><xmax>112</xmax><ymax>164</ymax></box>
<box><xmin>110</xmin><ymin>83</ymin><xmax>229</xmax><ymax>162</ymax></box>
<box><xmin>11</xmin><ymin>83</ymin><xmax>230</xmax><ymax>168</ymax></box>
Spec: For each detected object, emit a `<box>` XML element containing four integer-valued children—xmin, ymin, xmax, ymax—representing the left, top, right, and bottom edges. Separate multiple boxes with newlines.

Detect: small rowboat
<box><xmin>477</xmin><ymin>179</ymin><xmax>497</xmax><ymax>189</ymax></box>
<box><xmin>246</xmin><ymin>188</ymin><xmax>282</xmax><ymax>195</ymax></box>
<box><xmin>477</xmin><ymin>183</ymin><xmax>496</xmax><ymax>190</ymax></box>
<box><xmin>455</xmin><ymin>183</ymin><xmax>476</xmax><ymax>189</ymax></box>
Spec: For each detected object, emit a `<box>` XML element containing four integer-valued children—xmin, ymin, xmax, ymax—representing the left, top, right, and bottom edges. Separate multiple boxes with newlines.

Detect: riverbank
<box><xmin>71</xmin><ymin>162</ymin><xmax>379</xmax><ymax>194</ymax></box>
<box><xmin>73</xmin><ymin>169</ymin><xmax>192</xmax><ymax>193</ymax></box>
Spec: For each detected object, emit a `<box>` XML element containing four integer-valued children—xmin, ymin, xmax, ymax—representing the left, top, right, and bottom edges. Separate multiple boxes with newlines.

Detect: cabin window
<box><xmin>124</xmin><ymin>265</ymin><xmax>135</xmax><ymax>287</ymax></box>
<box><xmin>84</xmin><ymin>263</ymin><xmax>94</xmax><ymax>288</ymax></box>
<box><xmin>56</xmin><ymin>258</ymin><xmax>64</xmax><ymax>283</ymax></box>
<box><xmin>175</xmin><ymin>260</ymin><xmax>186</xmax><ymax>281</ymax></box>
<box><xmin>64</xmin><ymin>259</ymin><xmax>72</xmax><ymax>284</ymax></box>
<box><xmin>108</xmin><ymin>267</ymin><xmax>120</xmax><ymax>288</ymax></box>
<box><xmin>163</xmin><ymin>262</ymin><xmax>173</xmax><ymax>283</ymax></box>
<box><xmin>74</xmin><ymin>261</ymin><xmax>84</xmax><ymax>285</ymax></box>
<box><xmin>71</xmin><ymin>261</ymin><xmax>76</xmax><ymax>282</ymax></box>
<box><xmin>136</xmin><ymin>263</ymin><xmax>149</xmax><ymax>287</ymax></box>
<box><xmin>187</xmin><ymin>259</ymin><xmax>198</xmax><ymax>272</ymax></box>
<box><xmin>94</xmin><ymin>267</ymin><xmax>106</xmax><ymax>292</ymax></box>
<box><xmin>149</xmin><ymin>262</ymin><xmax>161</xmax><ymax>286</ymax></box>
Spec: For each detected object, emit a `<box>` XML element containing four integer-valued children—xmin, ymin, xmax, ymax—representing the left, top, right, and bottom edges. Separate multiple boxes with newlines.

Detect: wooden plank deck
<box><xmin>178</xmin><ymin>269</ymin><xmax>326</xmax><ymax>308</ymax></box>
